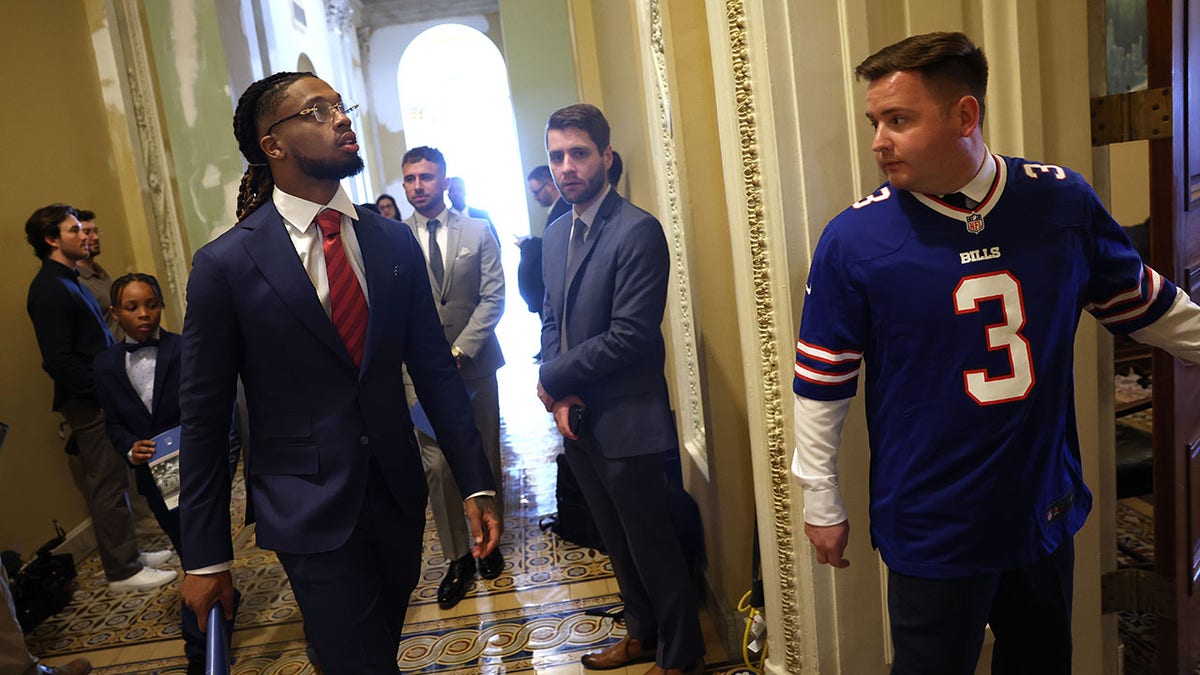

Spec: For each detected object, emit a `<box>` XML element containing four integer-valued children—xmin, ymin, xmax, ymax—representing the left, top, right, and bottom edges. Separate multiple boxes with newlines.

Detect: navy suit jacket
<box><xmin>179</xmin><ymin>202</ymin><xmax>493</xmax><ymax>569</ymax></box>
<box><xmin>539</xmin><ymin>189</ymin><xmax>677</xmax><ymax>458</ymax></box>
<box><xmin>94</xmin><ymin>331</ymin><xmax>183</xmax><ymax>493</ymax></box>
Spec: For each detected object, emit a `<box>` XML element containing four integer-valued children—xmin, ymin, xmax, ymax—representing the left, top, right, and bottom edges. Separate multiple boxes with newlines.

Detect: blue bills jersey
<box><xmin>793</xmin><ymin>155</ymin><xmax>1176</xmax><ymax>578</ymax></box>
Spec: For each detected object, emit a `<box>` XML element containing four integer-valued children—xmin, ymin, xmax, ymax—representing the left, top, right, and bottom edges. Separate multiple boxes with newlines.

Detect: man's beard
<box><xmin>296</xmin><ymin>150</ymin><xmax>365</xmax><ymax>181</ymax></box>
<box><xmin>564</xmin><ymin>170</ymin><xmax>605</xmax><ymax>205</ymax></box>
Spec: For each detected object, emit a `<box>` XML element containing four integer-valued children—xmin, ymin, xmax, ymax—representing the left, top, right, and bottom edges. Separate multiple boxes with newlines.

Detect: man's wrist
<box><xmin>450</xmin><ymin>345</ymin><xmax>466</xmax><ymax>363</ymax></box>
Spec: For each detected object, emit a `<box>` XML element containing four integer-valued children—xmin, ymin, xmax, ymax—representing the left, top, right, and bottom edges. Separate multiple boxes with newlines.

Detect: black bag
<box><xmin>540</xmin><ymin>454</ymin><xmax>606</xmax><ymax>551</ymax></box>
<box><xmin>2</xmin><ymin>521</ymin><xmax>77</xmax><ymax>632</ymax></box>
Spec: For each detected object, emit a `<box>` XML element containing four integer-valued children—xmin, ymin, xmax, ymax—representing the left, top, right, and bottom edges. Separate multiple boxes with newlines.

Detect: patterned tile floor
<box><xmin>28</xmin><ymin>313</ymin><xmax>739</xmax><ymax>674</ymax></box>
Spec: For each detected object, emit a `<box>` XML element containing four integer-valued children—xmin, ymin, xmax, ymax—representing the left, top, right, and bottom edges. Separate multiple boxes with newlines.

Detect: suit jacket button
<box><xmin>360</xmin><ymin>436</ymin><xmax>369</xmax><ymax>445</ymax></box>
<box><xmin>441</xmin><ymin>300</ymin><xmax>447</xmax><ymax>305</ymax></box>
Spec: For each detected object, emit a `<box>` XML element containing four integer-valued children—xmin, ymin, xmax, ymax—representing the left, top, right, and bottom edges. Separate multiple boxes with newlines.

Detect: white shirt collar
<box><xmin>412</xmin><ymin>202</ymin><xmax>451</xmax><ymax>231</ymax></box>
<box><xmin>272</xmin><ymin>184</ymin><xmax>358</xmax><ymax>235</ymax></box>
<box><xmin>946</xmin><ymin>148</ymin><xmax>996</xmax><ymax>204</ymax></box>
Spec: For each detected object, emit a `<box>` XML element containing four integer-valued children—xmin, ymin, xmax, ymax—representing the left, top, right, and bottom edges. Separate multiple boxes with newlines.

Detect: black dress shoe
<box><xmin>477</xmin><ymin>548</ymin><xmax>504</xmax><ymax>580</ymax></box>
<box><xmin>437</xmin><ymin>553</ymin><xmax>475</xmax><ymax>609</ymax></box>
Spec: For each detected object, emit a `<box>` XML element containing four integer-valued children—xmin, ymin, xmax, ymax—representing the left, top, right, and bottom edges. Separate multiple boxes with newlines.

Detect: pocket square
<box><xmin>457</xmin><ymin>247</ymin><xmax>471</xmax><ymax>257</ymax></box>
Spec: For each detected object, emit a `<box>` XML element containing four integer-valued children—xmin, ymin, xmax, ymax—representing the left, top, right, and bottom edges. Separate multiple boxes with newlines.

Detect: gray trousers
<box><xmin>0</xmin><ymin>571</ymin><xmax>35</xmax><ymax>675</ymax></box>
<box><xmin>59</xmin><ymin>396</ymin><xmax>141</xmax><ymax>582</ymax></box>
<box><xmin>411</xmin><ymin>372</ymin><xmax>503</xmax><ymax>562</ymax></box>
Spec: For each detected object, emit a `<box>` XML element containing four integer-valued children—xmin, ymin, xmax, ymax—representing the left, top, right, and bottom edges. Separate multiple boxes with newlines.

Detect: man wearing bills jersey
<box><xmin>792</xmin><ymin>32</ymin><xmax>1200</xmax><ymax>674</ymax></box>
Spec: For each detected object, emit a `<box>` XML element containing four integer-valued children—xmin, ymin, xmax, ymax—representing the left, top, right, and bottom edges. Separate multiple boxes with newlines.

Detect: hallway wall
<box><xmin>0</xmin><ymin>2</ymin><xmax>141</xmax><ymax>556</ymax></box>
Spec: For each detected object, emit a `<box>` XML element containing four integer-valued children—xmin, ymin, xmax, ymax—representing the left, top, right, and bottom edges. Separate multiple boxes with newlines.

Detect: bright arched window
<box><xmin>397</xmin><ymin>24</ymin><xmax>529</xmax><ymax>239</ymax></box>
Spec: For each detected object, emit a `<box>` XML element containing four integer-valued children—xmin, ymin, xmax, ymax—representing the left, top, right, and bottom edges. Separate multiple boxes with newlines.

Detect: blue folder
<box><xmin>149</xmin><ymin>424</ymin><xmax>181</xmax><ymax>462</ymax></box>
<box><xmin>206</xmin><ymin>605</ymin><xmax>229</xmax><ymax>675</ymax></box>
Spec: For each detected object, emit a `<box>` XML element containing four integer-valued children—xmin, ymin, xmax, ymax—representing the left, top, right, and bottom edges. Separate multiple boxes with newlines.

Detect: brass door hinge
<box><xmin>1090</xmin><ymin>87</ymin><xmax>1171</xmax><ymax>146</ymax></box>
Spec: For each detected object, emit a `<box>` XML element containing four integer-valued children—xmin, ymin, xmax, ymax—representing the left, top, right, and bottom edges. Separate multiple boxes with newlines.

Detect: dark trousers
<box><xmin>564</xmin><ymin>439</ymin><xmax>704</xmax><ymax>669</ymax></box>
<box><xmin>276</xmin><ymin>462</ymin><xmax>425</xmax><ymax>674</ymax></box>
<box><xmin>59</xmin><ymin>395</ymin><xmax>140</xmax><ymax>581</ymax></box>
<box><xmin>888</xmin><ymin>540</ymin><xmax>1074</xmax><ymax>675</ymax></box>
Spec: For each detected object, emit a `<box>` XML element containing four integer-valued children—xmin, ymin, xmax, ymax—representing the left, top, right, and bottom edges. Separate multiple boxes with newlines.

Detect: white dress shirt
<box><xmin>123</xmin><ymin>329</ymin><xmax>161</xmax><ymax>460</ymax></box>
<box><xmin>273</xmin><ymin>185</ymin><xmax>370</xmax><ymax>315</ymax></box>
<box><xmin>410</xmin><ymin>204</ymin><xmax>451</xmax><ymax>273</ymax></box>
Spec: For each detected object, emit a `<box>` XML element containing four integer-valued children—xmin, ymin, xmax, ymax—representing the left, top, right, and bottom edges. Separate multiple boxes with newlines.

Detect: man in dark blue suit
<box><xmin>536</xmin><ymin>104</ymin><xmax>703</xmax><ymax>675</ymax></box>
<box><xmin>178</xmin><ymin>72</ymin><xmax>501</xmax><ymax>674</ymax></box>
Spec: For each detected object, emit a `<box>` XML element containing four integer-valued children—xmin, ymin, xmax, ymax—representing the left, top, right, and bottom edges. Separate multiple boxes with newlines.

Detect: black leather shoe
<box><xmin>477</xmin><ymin>548</ymin><xmax>504</xmax><ymax>580</ymax></box>
<box><xmin>437</xmin><ymin>553</ymin><xmax>475</xmax><ymax>609</ymax></box>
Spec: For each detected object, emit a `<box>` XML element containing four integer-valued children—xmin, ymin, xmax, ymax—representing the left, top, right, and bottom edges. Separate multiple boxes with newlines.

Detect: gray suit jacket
<box><xmin>405</xmin><ymin>209</ymin><xmax>505</xmax><ymax>379</ymax></box>
<box><xmin>539</xmin><ymin>189</ymin><xmax>676</xmax><ymax>458</ymax></box>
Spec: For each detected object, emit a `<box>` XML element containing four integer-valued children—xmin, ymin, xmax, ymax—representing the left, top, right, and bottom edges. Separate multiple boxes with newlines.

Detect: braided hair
<box><xmin>232</xmin><ymin>71</ymin><xmax>315</xmax><ymax>221</ymax></box>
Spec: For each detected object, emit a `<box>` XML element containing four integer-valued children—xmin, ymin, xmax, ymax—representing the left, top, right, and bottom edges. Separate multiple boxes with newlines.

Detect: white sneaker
<box><xmin>138</xmin><ymin>550</ymin><xmax>172</xmax><ymax>567</ymax></box>
<box><xmin>109</xmin><ymin>566</ymin><xmax>177</xmax><ymax>593</ymax></box>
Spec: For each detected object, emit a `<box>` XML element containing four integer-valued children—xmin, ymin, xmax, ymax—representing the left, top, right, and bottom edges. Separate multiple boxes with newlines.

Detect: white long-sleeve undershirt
<box><xmin>791</xmin><ymin>286</ymin><xmax>1200</xmax><ymax>527</ymax></box>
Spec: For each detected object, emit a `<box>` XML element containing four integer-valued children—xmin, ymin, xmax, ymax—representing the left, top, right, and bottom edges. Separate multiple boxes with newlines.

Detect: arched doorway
<box><xmin>397</xmin><ymin>24</ymin><xmax>529</xmax><ymax>242</ymax></box>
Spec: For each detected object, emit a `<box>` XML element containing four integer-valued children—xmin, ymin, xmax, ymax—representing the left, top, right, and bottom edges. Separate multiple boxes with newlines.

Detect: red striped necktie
<box><xmin>315</xmin><ymin>209</ymin><xmax>369</xmax><ymax>367</ymax></box>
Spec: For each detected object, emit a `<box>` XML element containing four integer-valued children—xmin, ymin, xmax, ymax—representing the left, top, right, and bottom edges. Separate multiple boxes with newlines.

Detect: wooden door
<box><xmin>1148</xmin><ymin>0</ymin><xmax>1200</xmax><ymax>671</ymax></box>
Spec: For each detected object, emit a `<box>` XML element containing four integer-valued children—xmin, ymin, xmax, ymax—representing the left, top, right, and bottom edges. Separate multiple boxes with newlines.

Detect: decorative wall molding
<box><xmin>109</xmin><ymin>0</ymin><xmax>192</xmax><ymax>315</ymax></box>
<box><xmin>638</xmin><ymin>0</ymin><xmax>709</xmax><ymax>478</ymax></box>
<box><xmin>718</xmin><ymin>1</ymin><xmax>803</xmax><ymax>671</ymax></box>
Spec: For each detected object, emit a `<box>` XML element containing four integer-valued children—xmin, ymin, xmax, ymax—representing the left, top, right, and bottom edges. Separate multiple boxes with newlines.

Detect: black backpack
<box><xmin>2</xmin><ymin>521</ymin><xmax>77</xmax><ymax>632</ymax></box>
<box><xmin>540</xmin><ymin>453</ymin><xmax>606</xmax><ymax>551</ymax></box>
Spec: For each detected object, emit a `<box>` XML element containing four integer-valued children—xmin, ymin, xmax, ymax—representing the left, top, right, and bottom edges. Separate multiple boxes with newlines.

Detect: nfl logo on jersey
<box><xmin>965</xmin><ymin>212</ymin><xmax>985</xmax><ymax>234</ymax></box>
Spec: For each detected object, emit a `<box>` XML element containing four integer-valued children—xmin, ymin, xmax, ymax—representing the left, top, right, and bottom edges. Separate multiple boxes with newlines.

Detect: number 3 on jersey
<box><xmin>953</xmin><ymin>271</ymin><xmax>1036</xmax><ymax>405</ymax></box>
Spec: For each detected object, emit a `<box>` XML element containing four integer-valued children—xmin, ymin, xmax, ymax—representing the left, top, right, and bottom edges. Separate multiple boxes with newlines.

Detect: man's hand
<box><xmin>551</xmin><ymin>395</ymin><xmax>585</xmax><ymax>440</ymax></box>
<box><xmin>805</xmin><ymin>520</ymin><xmax>850</xmax><ymax>568</ymax></box>
<box><xmin>182</xmin><ymin>570</ymin><xmax>236</xmax><ymax>632</ymax></box>
<box><xmin>536</xmin><ymin>379</ymin><xmax>554</xmax><ymax>412</ymax></box>
<box><xmin>465</xmin><ymin>495</ymin><xmax>502</xmax><ymax>559</ymax></box>
<box><xmin>129</xmin><ymin>440</ymin><xmax>155</xmax><ymax>465</ymax></box>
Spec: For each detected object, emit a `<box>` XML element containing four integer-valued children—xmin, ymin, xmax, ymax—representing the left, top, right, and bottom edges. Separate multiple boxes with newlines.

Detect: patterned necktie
<box><xmin>562</xmin><ymin>218</ymin><xmax>588</xmax><ymax>351</ymax></box>
<box><xmin>427</xmin><ymin>218</ymin><xmax>445</xmax><ymax>289</ymax></box>
<box><xmin>315</xmin><ymin>209</ymin><xmax>369</xmax><ymax>367</ymax></box>
<box><xmin>566</xmin><ymin>218</ymin><xmax>587</xmax><ymax>274</ymax></box>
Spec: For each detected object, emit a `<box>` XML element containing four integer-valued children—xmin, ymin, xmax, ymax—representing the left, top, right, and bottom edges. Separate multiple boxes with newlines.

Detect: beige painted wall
<box><xmin>0</xmin><ymin>3</ymin><xmax>142</xmax><ymax>556</ymax></box>
<box><xmin>661</xmin><ymin>0</ymin><xmax>756</xmax><ymax>647</ymax></box>
<box><xmin>1109</xmin><ymin>141</ymin><xmax>1151</xmax><ymax>228</ymax></box>
<box><xmin>498</xmin><ymin>0</ymin><xmax>580</xmax><ymax>236</ymax></box>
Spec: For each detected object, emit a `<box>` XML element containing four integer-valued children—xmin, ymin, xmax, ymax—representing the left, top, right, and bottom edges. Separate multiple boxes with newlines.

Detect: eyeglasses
<box><xmin>266</xmin><ymin>100</ymin><xmax>359</xmax><ymax>135</ymax></box>
<box><xmin>531</xmin><ymin>182</ymin><xmax>551</xmax><ymax>197</ymax></box>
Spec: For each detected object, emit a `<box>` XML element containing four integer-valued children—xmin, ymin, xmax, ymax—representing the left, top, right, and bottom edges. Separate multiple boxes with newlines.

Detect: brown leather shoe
<box><xmin>641</xmin><ymin>658</ymin><xmax>704</xmax><ymax>675</ymax></box>
<box><xmin>580</xmin><ymin>635</ymin><xmax>654</xmax><ymax>670</ymax></box>
<box><xmin>36</xmin><ymin>658</ymin><xmax>92</xmax><ymax>675</ymax></box>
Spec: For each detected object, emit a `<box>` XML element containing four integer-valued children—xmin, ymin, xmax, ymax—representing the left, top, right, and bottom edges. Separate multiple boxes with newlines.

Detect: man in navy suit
<box><xmin>536</xmin><ymin>104</ymin><xmax>704</xmax><ymax>675</ymax></box>
<box><xmin>178</xmin><ymin>72</ymin><xmax>500</xmax><ymax>674</ymax></box>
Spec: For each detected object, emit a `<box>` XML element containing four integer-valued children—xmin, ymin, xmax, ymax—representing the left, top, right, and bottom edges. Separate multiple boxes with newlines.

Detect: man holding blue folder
<box><xmin>179</xmin><ymin>73</ymin><xmax>500</xmax><ymax>673</ymax></box>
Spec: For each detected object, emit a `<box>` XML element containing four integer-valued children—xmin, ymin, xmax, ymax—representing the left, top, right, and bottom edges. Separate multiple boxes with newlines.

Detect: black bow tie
<box><xmin>123</xmin><ymin>338</ymin><xmax>160</xmax><ymax>353</ymax></box>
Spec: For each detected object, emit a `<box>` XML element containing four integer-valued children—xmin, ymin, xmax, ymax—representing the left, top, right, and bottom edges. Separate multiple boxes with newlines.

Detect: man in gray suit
<box><xmin>536</xmin><ymin>105</ymin><xmax>704</xmax><ymax>675</ymax></box>
<box><xmin>401</xmin><ymin>146</ymin><xmax>506</xmax><ymax>610</ymax></box>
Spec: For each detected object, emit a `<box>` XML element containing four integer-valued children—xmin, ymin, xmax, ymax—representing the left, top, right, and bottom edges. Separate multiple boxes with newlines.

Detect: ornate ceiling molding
<box><xmin>358</xmin><ymin>0</ymin><xmax>498</xmax><ymax>27</ymax></box>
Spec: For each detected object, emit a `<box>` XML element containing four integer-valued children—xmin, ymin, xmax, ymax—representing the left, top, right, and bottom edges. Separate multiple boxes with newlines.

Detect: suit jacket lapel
<box><xmin>564</xmin><ymin>190</ymin><xmax>620</xmax><ymax>298</ymax></box>
<box><xmin>108</xmin><ymin>351</ymin><xmax>145</xmax><ymax>416</ymax></box>
<box><xmin>405</xmin><ymin>213</ymin><xmax>448</xmax><ymax>300</ymax></box>
<box><xmin>443</xmin><ymin>212</ymin><xmax>463</xmax><ymax>297</ymax></box>
<box><xmin>354</xmin><ymin>209</ymin><xmax>393</xmax><ymax>375</ymax></box>
<box><xmin>242</xmin><ymin>205</ymin><xmax>354</xmax><ymax>370</ymax></box>
<box><xmin>151</xmin><ymin>332</ymin><xmax>178</xmax><ymax>418</ymax></box>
